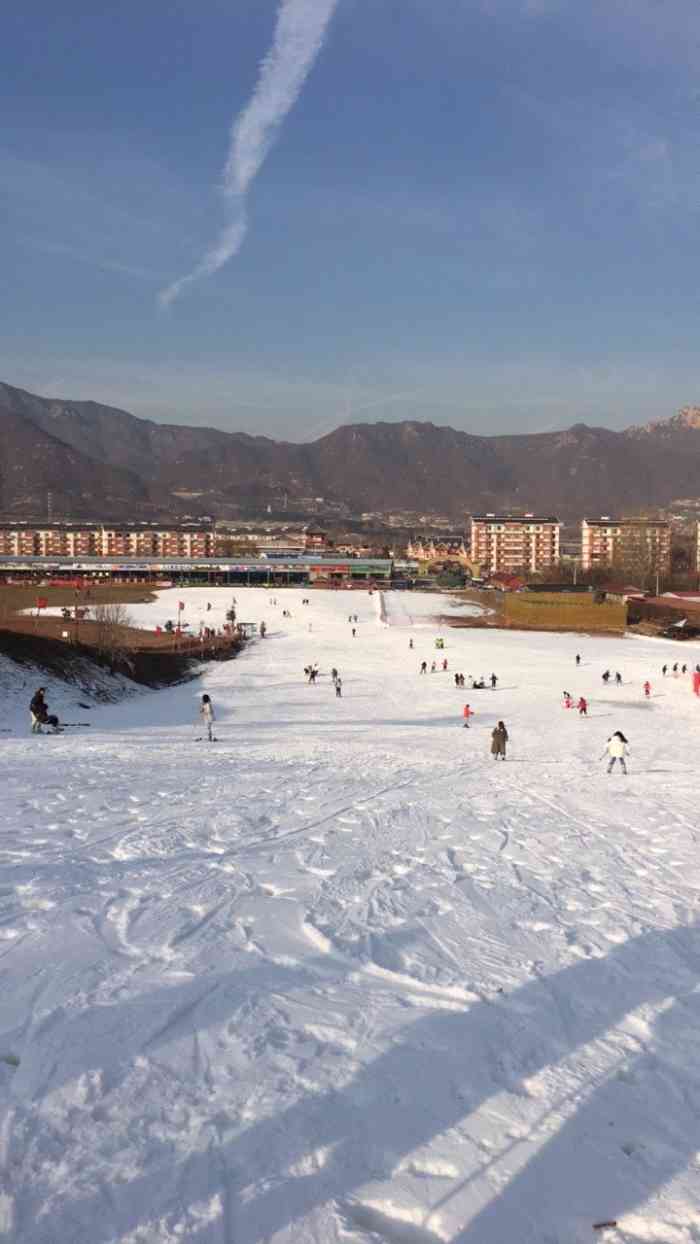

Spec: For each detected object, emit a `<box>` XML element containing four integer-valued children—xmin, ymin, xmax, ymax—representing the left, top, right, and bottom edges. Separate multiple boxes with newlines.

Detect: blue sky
<box><xmin>3</xmin><ymin>0</ymin><xmax>700</xmax><ymax>439</ymax></box>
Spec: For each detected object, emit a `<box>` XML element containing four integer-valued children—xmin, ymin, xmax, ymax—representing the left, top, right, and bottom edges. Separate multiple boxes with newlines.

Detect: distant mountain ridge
<box><xmin>2</xmin><ymin>380</ymin><xmax>700</xmax><ymax>522</ymax></box>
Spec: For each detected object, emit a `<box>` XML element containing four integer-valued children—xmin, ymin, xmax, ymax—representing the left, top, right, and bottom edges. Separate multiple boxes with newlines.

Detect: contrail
<box><xmin>159</xmin><ymin>0</ymin><xmax>339</xmax><ymax>307</ymax></box>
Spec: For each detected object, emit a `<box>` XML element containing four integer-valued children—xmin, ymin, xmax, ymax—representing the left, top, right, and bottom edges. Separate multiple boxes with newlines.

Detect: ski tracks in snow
<box><xmin>2</xmin><ymin>587</ymin><xmax>700</xmax><ymax>1242</ymax></box>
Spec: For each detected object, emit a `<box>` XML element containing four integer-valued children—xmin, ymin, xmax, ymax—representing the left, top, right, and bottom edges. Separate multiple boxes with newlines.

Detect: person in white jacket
<box><xmin>199</xmin><ymin>693</ymin><xmax>215</xmax><ymax>742</ymax></box>
<box><xmin>605</xmin><ymin>730</ymin><xmax>629</xmax><ymax>774</ymax></box>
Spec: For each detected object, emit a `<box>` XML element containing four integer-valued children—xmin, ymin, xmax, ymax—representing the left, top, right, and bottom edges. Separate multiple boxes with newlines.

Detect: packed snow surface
<box><xmin>1</xmin><ymin>587</ymin><xmax>700</xmax><ymax>1243</ymax></box>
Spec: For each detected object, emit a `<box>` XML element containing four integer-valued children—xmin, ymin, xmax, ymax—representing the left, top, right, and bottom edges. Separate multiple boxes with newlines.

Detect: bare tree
<box><xmin>92</xmin><ymin>603</ymin><xmax>133</xmax><ymax>670</ymax></box>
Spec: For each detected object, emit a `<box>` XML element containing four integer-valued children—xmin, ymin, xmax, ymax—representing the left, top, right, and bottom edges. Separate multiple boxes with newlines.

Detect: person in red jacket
<box><xmin>643</xmin><ymin>680</ymin><xmax>651</xmax><ymax>698</ymax></box>
<box><xmin>577</xmin><ymin>696</ymin><xmax>588</xmax><ymax>716</ymax></box>
<box><xmin>462</xmin><ymin>704</ymin><xmax>475</xmax><ymax>728</ymax></box>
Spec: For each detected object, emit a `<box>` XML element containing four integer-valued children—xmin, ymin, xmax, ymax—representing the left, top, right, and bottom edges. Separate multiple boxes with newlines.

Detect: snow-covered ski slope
<box><xmin>2</xmin><ymin>587</ymin><xmax>700</xmax><ymax>1244</ymax></box>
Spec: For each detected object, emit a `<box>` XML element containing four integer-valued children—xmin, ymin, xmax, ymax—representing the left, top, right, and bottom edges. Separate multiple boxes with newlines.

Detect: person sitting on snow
<box><xmin>29</xmin><ymin>688</ymin><xmax>60</xmax><ymax>733</ymax></box>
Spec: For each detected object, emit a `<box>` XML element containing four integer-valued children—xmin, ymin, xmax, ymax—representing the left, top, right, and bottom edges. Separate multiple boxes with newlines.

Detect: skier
<box><xmin>463</xmin><ymin>703</ymin><xmax>474</xmax><ymax>728</ymax></box>
<box><xmin>643</xmin><ymin>680</ymin><xmax>651</xmax><ymax>698</ymax></box>
<box><xmin>605</xmin><ymin>731</ymin><xmax>629</xmax><ymax>774</ymax></box>
<box><xmin>615</xmin><ymin>672</ymin><xmax>622</xmax><ymax>686</ymax></box>
<box><xmin>331</xmin><ymin>667</ymin><xmax>338</xmax><ymax>684</ymax></box>
<box><xmin>335</xmin><ymin>677</ymin><xmax>342</xmax><ymax>698</ymax></box>
<box><xmin>490</xmin><ymin>673</ymin><xmax>497</xmax><ymax>689</ymax></box>
<box><xmin>199</xmin><ymin>693</ymin><xmax>215</xmax><ymax>742</ymax></box>
<box><xmin>682</xmin><ymin>664</ymin><xmax>687</xmax><ymax>675</ymax></box>
<box><xmin>491</xmin><ymin>721</ymin><xmax>508</xmax><ymax>760</ymax></box>
<box><xmin>662</xmin><ymin>664</ymin><xmax>668</xmax><ymax>677</ymax></box>
<box><xmin>575</xmin><ymin>654</ymin><xmax>581</xmax><ymax>666</ymax></box>
<box><xmin>431</xmin><ymin>661</ymin><xmax>437</xmax><ymax>673</ymax></box>
<box><xmin>420</xmin><ymin>661</ymin><xmax>427</xmax><ymax>674</ymax></box>
<box><xmin>602</xmin><ymin>670</ymin><xmax>610</xmax><ymax>684</ymax></box>
<box><xmin>409</xmin><ymin>638</ymin><xmax>414</xmax><ymax>650</ymax></box>
<box><xmin>442</xmin><ymin>658</ymin><xmax>448</xmax><ymax>671</ymax></box>
<box><xmin>673</xmin><ymin>663</ymin><xmax>679</xmax><ymax>676</ymax></box>
<box><xmin>577</xmin><ymin>696</ymin><xmax>588</xmax><ymax>717</ymax></box>
<box><xmin>563</xmin><ymin>691</ymin><xmax>573</xmax><ymax>709</ymax></box>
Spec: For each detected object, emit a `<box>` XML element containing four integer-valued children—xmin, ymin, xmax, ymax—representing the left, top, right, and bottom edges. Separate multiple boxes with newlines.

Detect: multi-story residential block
<box><xmin>0</xmin><ymin>524</ymin><xmax>217</xmax><ymax>559</ymax></box>
<box><xmin>469</xmin><ymin>514</ymin><xmax>561</xmax><ymax>575</ymax></box>
<box><xmin>581</xmin><ymin>517</ymin><xmax>671</xmax><ymax>574</ymax></box>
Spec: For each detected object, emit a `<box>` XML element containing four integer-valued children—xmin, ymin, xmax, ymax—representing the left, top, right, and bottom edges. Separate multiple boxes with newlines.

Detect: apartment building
<box><xmin>581</xmin><ymin>518</ymin><xmax>671</xmax><ymax>573</ymax></box>
<box><xmin>0</xmin><ymin>524</ymin><xmax>217</xmax><ymax>558</ymax></box>
<box><xmin>470</xmin><ymin>514</ymin><xmax>561</xmax><ymax>574</ymax></box>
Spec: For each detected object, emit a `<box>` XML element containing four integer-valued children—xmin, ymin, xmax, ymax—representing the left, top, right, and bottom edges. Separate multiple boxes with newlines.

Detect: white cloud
<box><xmin>159</xmin><ymin>0</ymin><xmax>339</xmax><ymax>307</ymax></box>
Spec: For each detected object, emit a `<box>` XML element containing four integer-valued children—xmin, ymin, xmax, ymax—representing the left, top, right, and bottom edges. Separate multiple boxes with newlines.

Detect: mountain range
<box><xmin>2</xmin><ymin>380</ymin><xmax>700</xmax><ymax>523</ymax></box>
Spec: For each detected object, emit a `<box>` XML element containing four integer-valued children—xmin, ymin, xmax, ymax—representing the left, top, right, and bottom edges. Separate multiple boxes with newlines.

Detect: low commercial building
<box><xmin>581</xmin><ymin>518</ymin><xmax>671</xmax><ymax>574</ymax></box>
<box><xmin>0</xmin><ymin>554</ymin><xmax>393</xmax><ymax>587</ymax></box>
<box><xmin>469</xmin><ymin>514</ymin><xmax>561</xmax><ymax>575</ymax></box>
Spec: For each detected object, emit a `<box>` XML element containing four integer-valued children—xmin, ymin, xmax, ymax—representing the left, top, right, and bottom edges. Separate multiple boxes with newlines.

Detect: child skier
<box><xmin>577</xmin><ymin>696</ymin><xmax>588</xmax><ymax>716</ymax></box>
<box><xmin>199</xmin><ymin>693</ymin><xmax>215</xmax><ymax>742</ymax></box>
<box><xmin>605</xmin><ymin>731</ymin><xmax>629</xmax><ymax>774</ymax></box>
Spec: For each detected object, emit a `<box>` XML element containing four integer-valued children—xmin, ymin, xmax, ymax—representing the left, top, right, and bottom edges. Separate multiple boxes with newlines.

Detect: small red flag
<box><xmin>178</xmin><ymin>601</ymin><xmax>185</xmax><ymax>610</ymax></box>
<box><xmin>36</xmin><ymin>597</ymin><xmax>48</xmax><ymax>609</ymax></box>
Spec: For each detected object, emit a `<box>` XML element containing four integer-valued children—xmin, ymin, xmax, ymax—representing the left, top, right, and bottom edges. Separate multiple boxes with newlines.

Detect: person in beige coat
<box><xmin>491</xmin><ymin>721</ymin><xmax>508</xmax><ymax>759</ymax></box>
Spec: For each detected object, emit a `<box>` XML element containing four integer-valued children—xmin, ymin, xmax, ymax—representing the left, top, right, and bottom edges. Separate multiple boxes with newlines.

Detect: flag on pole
<box><xmin>178</xmin><ymin>601</ymin><xmax>185</xmax><ymax>610</ymax></box>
